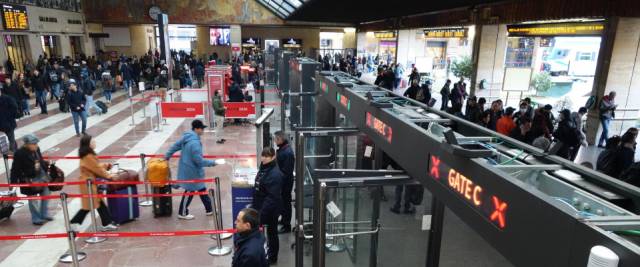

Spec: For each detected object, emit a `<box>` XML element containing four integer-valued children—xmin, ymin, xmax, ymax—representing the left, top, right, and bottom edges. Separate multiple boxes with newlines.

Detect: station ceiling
<box><xmin>262</xmin><ymin>0</ymin><xmax>512</xmax><ymax>23</ymax></box>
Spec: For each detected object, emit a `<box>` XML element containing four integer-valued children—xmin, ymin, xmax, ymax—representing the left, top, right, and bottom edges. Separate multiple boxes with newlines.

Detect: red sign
<box><xmin>161</xmin><ymin>102</ymin><xmax>205</xmax><ymax>118</ymax></box>
<box><xmin>208</xmin><ymin>75</ymin><xmax>223</xmax><ymax>95</ymax></box>
<box><xmin>429</xmin><ymin>155</ymin><xmax>508</xmax><ymax>229</ymax></box>
<box><xmin>223</xmin><ymin>102</ymin><xmax>255</xmax><ymax>118</ymax></box>
<box><xmin>366</xmin><ymin>112</ymin><xmax>392</xmax><ymax>143</ymax></box>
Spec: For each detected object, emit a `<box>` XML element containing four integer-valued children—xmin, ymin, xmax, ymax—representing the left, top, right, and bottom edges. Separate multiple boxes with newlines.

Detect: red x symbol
<box><xmin>430</xmin><ymin>156</ymin><xmax>440</xmax><ymax>179</ymax></box>
<box><xmin>490</xmin><ymin>196</ymin><xmax>508</xmax><ymax>229</ymax></box>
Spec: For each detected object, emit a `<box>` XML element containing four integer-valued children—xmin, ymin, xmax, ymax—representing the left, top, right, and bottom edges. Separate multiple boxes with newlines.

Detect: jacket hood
<box><xmin>181</xmin><ymin>130</ymin><xmax>201</xmax><ymax>144</ymax></box>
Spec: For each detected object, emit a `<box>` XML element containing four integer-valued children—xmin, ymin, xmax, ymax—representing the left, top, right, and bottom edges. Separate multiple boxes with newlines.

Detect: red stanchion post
<box><xmin>84</xmin><ymin>179</ymin><xmax>107</xmax><ymax>244</ymax></box>
<box><xmin>139</xmin><ymin>153</ymin><xmax>152</xmax><ymax>207</ymax></box>
<box><xmin>208</xmin><ymin>186</ymin><xmax>231</xmax><ymax>256</ymax></box>
<box><xmin>58</xmin><ymin>193</ymin><xmax>87</xmax><ymax>265</ymax></box>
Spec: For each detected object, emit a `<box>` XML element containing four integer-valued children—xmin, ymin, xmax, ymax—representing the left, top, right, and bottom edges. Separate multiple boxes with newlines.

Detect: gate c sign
<box><xmin>160</xmin><ymin>102</ymin><xmax>205</xmax><ymax>118</ymax></box>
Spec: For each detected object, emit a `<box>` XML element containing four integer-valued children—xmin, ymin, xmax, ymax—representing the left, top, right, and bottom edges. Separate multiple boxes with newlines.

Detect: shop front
<box><xmin>241</xmin><ymin>37</ymin><xmax>261</xmax><ymax>54</ymax></box>
<box><xmin>281</xmin><ymin>38</ymin><xmax>303</xmax><ymax>53</ymax></box>
<box><xmin>357</xmin><ymin>30</ymin><xmax>398</xmax><ymax>72</ymax></box>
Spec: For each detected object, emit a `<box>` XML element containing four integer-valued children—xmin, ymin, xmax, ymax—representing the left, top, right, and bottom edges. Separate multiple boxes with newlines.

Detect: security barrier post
<box><xmin>141</xmin><ymin>90</ymin><xmax>147</xmax><ymax>118</ymax></box>
<box><xmin>129</xmin><ymin>97</ymin><xmax>136</xmax><ymax>126</ymax></box>
<box><xmin>139</xmin><ymin>153</ymin><xmax>152</xmax><ymax>207</ymax></box>
<box><xmin>211</xmin><ymin>177</ymin><xmax>233</xmax><ymax>239</ymax></box>
<box><xmin>58</xmin><ymin>193</ymin><xmax>87</xmax><ymax>265</ymax></box>
<box><xmin>154</xmin><ymin>102</ymin><xmax>161</xmax><ymax>132</ymax></box>
<box><xmin>84</xmin><ymin>179</ymin><xmax>107</xmax><ymax>244</ymax></box>
<box><xmin>208</xmin><ymin>186</ymin><xmax>232</xmax><ymax>256</ymax></box>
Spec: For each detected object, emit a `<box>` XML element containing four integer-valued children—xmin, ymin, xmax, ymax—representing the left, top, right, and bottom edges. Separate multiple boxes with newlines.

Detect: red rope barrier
<box><xmin>76</xmin><ymin>229</ymin><xmax>236</xmax><ymax>238</ymax></box>
<box><xmin>0</xmin><ymin>191</ymin><xmax>210</xmax><ymax>201</ymax></box>
<box><xmin>0</xmin><ymin>178</ymin><xmax>217</xmax><ymax>188</ymax></box>
<box><xmin>5</xmin><ymin>154</ymin><xmax>256</xmax><ymax>160</ymax></box>
<box><xmin>0</xmin><ymin>233</ymin><xmax>69</xmax><ymax>241</ymax></box>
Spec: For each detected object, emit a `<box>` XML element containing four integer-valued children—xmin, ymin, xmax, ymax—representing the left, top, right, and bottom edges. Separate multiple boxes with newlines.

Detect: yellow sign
<box><xmin>424</xmin><ymin>28</ymin><xmax>467</xmax><ymax>38</ymax></box>
<box><xmin>374</xmin><ymin>31</ymin><xmax>396</xmax><ymax>39</ymax></box>
<box><xmin>507</xmin><ymin>22</ymin><xmax>604</xmax><ymax>37</ymax></box>
<box><xmin>2</xmin><ymin>4</ymin><xmax>28</xmax><ymax>30</ymax></box>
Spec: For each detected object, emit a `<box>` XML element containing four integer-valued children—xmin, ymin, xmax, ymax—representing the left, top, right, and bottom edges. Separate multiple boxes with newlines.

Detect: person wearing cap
<box><xmin>10</xmin><ymin>134</ymin><xmax>52</xmax><ymax>225</ymax></box>
<box><xmin>164</xmin><ymin>119</ymin><xmax>223</xmax><ymax>220</ymax></box>
<box><xmin>66</xmin><ymin>79</ymin><xmax>88</xmax><ymax>136</ymax></box>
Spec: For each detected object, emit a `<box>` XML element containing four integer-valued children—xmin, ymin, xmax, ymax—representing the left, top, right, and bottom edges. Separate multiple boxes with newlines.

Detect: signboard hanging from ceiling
<box><xmin>2</xmin><ymin>4</ymin><xmax>29</xmax><ymax>30</ymax></box>
<box><xmin>423</xmin><ymin>28</ymin><xmax>468</xmax><ymax>38</ymax></box>
<box><xmin>374</xmin><ymin>31</ymin><xmax>396</xmax><ymax>40</ymax></box>
<box><xmin>507</xmin><ymin>22</ymin><xmax>605</xmax><ymax>37</ymax></box>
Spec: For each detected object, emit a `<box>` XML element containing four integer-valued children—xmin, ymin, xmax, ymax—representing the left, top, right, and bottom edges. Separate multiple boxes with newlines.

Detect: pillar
<box><xmin>474</xmin><ymin>24</ymin><xmax>508</xmax><ymax>98</ymax></box>
<box><xmin>59</xmin><ymin>35</ymin><xmax>72</xmax><ymax>58</ymax></box>
<box><xmin>27</xmin><ymin>34</ymin><xmax>43</xmax><ymax>63</ymax></box>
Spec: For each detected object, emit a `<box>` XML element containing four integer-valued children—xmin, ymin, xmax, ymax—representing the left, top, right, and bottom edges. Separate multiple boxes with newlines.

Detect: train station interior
<box><xmin>1</xmin><ymin>0</ymin><xmax>640</xmax><ymax>266</ymax></box>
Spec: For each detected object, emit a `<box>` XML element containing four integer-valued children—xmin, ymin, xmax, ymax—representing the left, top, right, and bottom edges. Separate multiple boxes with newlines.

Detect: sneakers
<box><xmin>216</xmin><ymin>139</ymin><xmax>226</xmax><ymax>144</ymax></box>
<box><xmin>101</xmin><ymin>223</ymin><xmax>119</xmax><ymax>232</ymax></box>
<box><xmin>69</xmin><ymin>223</ymin><xmax>81</xmax><ymax>232</ymax></box>
<box><xmin>205</xmin><ymin>211</ymin><xmax>214</xmax><ymax>216</ymax></box>
<box><xmin>178</xmin><ymin>214</ymin><xmax>195</xmax><ymax>220</ymax></box>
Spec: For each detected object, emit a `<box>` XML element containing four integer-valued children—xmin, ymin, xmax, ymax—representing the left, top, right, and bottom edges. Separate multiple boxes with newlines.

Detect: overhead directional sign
<box><xmin>507</xmin><ymin>22</ymin><xmax>605</xmax><ymax>37</ymax></box>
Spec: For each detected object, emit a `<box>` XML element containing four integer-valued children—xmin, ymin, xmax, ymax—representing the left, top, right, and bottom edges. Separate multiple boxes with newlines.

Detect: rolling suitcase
<box><xmin>152</xmin><ymin>185</ymin><xmax>172</xmax><ymax>217</ymax></box>
<box><xmin>107</xmin><ymin>186</ymin><xmax>140</xmax><ymax>224</ymax></box>
<box><xmin>0</xmin><ymin>190</ymin><xmax>16</xmax><ymax>221</ymax></box>
<box><xmin>95</xmin><ymin>100</ymin><xmax>108</xmax><ymax>114</ymax></box>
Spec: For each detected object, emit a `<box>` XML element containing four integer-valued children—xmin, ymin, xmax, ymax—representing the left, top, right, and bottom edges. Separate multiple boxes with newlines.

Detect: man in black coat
<box><xmin>31</xmin><ymin>70</ymin><xmax>48</xmax><ymax>114</ymax></box>
<box><xmin>0</xmin><ymin>89</ymin><xmax>18</xmax><ymax>152</ymax></box>
<box><xmin>252</xmin><ymin>148</ymin><xmax>283</xmax><ymax>264</ymax></box>
<box><xmin>233</xmin><ymin>208</ymin><xmax>267</xmax><ymax>267</ymax></box>
<box><xmin>274</xmin><ymin>131</ymin><xmax>295</xmax><ymax>233</ymax></box>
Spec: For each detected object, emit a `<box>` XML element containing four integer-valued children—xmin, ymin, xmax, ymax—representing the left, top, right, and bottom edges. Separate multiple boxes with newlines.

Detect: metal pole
<box><xmin>370</xmin><ymin>188</ymin><xmax>381</xmax><ymax>267</ymax></box>
<box><xmin>294</xmin><ymin>133</ymin><xmax>305</xmax><ymax>267</ymax></box>
<box><xmin>313</xmin><ymin>182</ymin><xmax>327</xmax><ymax>267</ymax></box>
<box><xmin>154</xmin><ymin>102</ymin><xmax>161</xmax><ymax>132</ymax></box>
<box><xmin>426</xmin><ymin>197</ymin><xmax>445</xmax><ymax>267</ymax></box>
<box><xmin>58</xmin><ymin>193</ymin><xmax>87</xmax><ymax>265</ymax></box>
<box><xmin>214</xmin><ymin>177</ymin><xmax>232</xmax><ymax>240</ymax></box>
<box><xmin>4</xmin><ymin>154</ymin><xmax>24</xmax><ymax>208</ymax></box>
<box><xmin>129</xmin><ymin>97</ymin><xmax>136</xmax><ymax>126</ymax></box>
<box><xmin>141</xmin><ymin>91</ymin><xmax>147</xmax><ymax>118</ymax></box>
<box><xmin>208</xmin><ymin>185</ymin><xmax>232</xmax><ymax>256</ymax></box>
<box><xmin>280</xmin><ymin>92</ymin><xmax>286</xmax><ymax>133</ymax></box>
<box><xmin>139</xmin><ymin>154</ymin><xmax>152</xmax><ymax>206</ymax></box>
<box><xmin>84</xmin><ymin>179</ymin><xmax>107</xmax><ymax>244</ymax></box>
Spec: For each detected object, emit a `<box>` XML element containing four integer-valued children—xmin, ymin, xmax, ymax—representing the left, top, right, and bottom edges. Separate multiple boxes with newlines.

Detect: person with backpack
<box><xmin>553</xmin><ymin>109</ymin><xmax>581</xmax><ymax>160</ymax></box>
<box><xmin>101</xmin><ymin>69</ymin><xmax>114</xmax><ymax>104</ymax></box>
<box><xmin>80</xmin><ymin>76</ymin><xmax>102</xmax><ymax>116</ymax></box>
<box><xmin>48</xmin><ymin>63</ymin><xmax>63</xmax><ymax>101</ymax></box>
<box><xmin>440</xmin><ymin>79</ymin><xmax>451</xmax><ymax>111</ymax></box>
<box><xmin>598</xmin><ymin>91</ymin><xmax>618</xmax><ymax>148</ymax></box>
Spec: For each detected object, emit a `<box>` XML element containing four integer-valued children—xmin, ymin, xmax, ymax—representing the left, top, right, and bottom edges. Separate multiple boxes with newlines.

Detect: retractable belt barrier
<box><xmin>0</xmin><ymin>176</ymin><xmax>232</xmax><ymax>266</ymax></box>
<box><xmin>5</xmin><ymin>154</ymin><xmax>256</xmax><ymax>160</ymax></box>
<box><xmin>0</xmin><ymin>178</ymin><xmax>217</xmax><ymax>188</ymax></box>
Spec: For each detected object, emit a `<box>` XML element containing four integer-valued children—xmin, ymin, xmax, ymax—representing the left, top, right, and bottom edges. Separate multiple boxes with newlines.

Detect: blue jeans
<box><xmin>123</xmin><ymin>79</ymin><xmax>133</xmax><ymax>92</ymax></box>
<box><xmin>85</xmin><ymin>95</ymin><xmax>102</xmax><ymax>115</ymax></box>
<box><xmin>103</xmin><ymin>89</ymin><xmax>112</xmax><ymax>102</ymax></box>
<box><xmin>22</xmin><ymin>99</ymin><xmax>29</xmax><ymax>114</ymax></box>
<box><xmin>35</xmin><ymin>90</ymin><xmax>47</xmax><ymax>113</ymax></box>
<box><xmin>71</xmin><ymin>110</ymin><xmax>88</xmax><ymax>134</ymax></box>
<box><xmin>599</xmin><ymin>117</ymin><xmax>611</xmax><ymax>146</ymax></box>
<box><xmin>51</xmin><ymin>83</ymin><xmax>61</xmax><ymax>99</ymax></box>
<box><xmin>28</xmin><ymin>187</ymin><xmax>50</xmax><ymax>223</ymax></box>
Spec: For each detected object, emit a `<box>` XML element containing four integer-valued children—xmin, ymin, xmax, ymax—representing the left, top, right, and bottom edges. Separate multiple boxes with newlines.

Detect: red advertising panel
<box><xmin>208</xmin><ymin>74</ymin><xmax>224</xmax><ymax>99</ymax></box>
<box><xmin>161</xmin><ymin>102</ymin><xmax>205</xmax><ymax>118</ymax></box>
<box><xmin>223</xmin><ymin>102</ymin><xmax>255</xmax><ymax>118</ymax></box>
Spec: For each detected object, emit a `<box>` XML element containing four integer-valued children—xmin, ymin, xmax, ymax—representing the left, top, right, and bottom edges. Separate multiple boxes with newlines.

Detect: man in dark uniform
<box><xmin>233</xmin><ymin>208</ymin><xmax>267</xmax><ymax>267</ymax></box>
<box><xmin>274</xmin><ymin>131</ymin><xmax>295</xmax><ymax>233</ymax></box>
<box><xmin>252</xmin><ymin>147</ymin><xmax>283</xmax><ymax>264</ymax></box>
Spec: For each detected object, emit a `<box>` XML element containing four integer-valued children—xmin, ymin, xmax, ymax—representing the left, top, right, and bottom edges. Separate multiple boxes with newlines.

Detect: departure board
<box><xmin>2</xmin><ymin>4</ymin><xmax>28</xmax><ymax>30</ymax></box>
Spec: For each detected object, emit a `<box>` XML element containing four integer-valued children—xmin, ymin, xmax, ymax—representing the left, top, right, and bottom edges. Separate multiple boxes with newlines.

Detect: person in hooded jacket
<box><xmin>252</xmin><ymin>147</ymin><xmax>283</xmax><ymax>265</ymax></box>
<box><xmin>165</xmin><ymin>120</ymin><xmax>221</xmax><ymax>220</ymax></box>
<box><xmin>233</xmin><ymin>208</ymin><xmax>268</xmax><ymax>267</ymax></box>
<box><xmin>274</xmin><ymin>131</ymin><xmax>295</xmax><ymax>233</ymax></box>
<box><xmin>553</xmin><ymin>109</ymin><xmax>581</xmax><ymax>160</ymax></box>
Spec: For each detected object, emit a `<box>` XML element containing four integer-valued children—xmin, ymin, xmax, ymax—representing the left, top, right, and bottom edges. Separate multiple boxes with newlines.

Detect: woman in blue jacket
<box><xmin>165</xmin><ymin>120</ymin><xmax>221</xmax><ymax>220</ymax></box>
<box><xmin>252</xmin><ymin>147</ymin><xmax>284</xmax><ymax>264</ymax></box>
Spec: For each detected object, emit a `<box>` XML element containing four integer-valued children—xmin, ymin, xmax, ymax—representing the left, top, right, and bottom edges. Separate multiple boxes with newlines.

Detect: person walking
<box><xmin>3</xmin><ymin>76</ymin><xmax>23</xmax><ymax>119</ymax></box>
<box><xmin>10</xmin><ymin>134</ymin><xmax>52</xmax><ymax>225</ymax></box>
<box><xmin>440</xmin><ymin>79</ymin><xmax>451</xmax><ymax>111</ymax></box>
<box><xmin>252</xmin><ymin>147</ymin><xmax>283</xmax><ymax>264</ymax></box>
<box><xmin>48</xmin><ymin>63</ymin><xmax>63</xmax><ymax>101</ymax></box>
<box><xmin>195</xmin><ymin>60</ymin><xmax>205</xmax><ymax>88</ymax></box>
<box><xmin>0</xmin><ymin>89</ymin><xmax>18</xmax><ymax>152</ymax></box>
<box><xmin>70</xmin><ymin>134</ymin><xmax>119</xmax><ymax>231</ymax></box>
<box><xmin>212</xmin><ymin>90</ymin><xmax>227</xmax><ymax>144</ymax></box>
<box><xmin>80</xmin><ymin>76</ymin><xmax>101</xmax><ymax>116</ymax></box>
<box><xmin>17</xmin><ymin>73</ymin><xmax>30</xmax><ymax>116</ymax></box>
<box><xmin>274</xmin><ymin>131</ymin><xmax>294</xmax><ymax>234</ymax></box>
<box><xmin>233</xmin><ymin>208</ymin><xmax>268</xmax><ymax>267</ymax></box>
<box><xmin>598</xmin><ymin>91</ymin><xmax>617</xmax><ymax>148</ymax></box>
<box><xmin>30</xmin><ymin>69</ymin><xmax>48</xmax><ymax>114</ymax></box>
<box><xmin>66</xmin><ymin>79</ymin><xmax>87</xmax><ymax>137</ymax></box>
<box><xmin>164</xmin><ymin>119</ymin><xmax>222</xmax><ymax>220</ymax></box>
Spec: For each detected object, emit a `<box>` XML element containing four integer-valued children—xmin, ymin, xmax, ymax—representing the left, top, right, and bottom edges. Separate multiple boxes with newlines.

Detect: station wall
<box><xmin>241</xmin><ymin>26</ymin><xmax>320</xmax><ymax>56</ymax></box>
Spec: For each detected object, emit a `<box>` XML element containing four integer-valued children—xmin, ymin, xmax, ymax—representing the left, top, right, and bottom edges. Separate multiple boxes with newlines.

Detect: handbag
<box><xmin>48</xmin><ymin>163</ymin><xmax>65</xmax><ymax>192</ymax></box>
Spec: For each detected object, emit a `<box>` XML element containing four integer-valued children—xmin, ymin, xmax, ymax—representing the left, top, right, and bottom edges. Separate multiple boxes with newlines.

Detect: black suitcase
<box><xmin>95</xmin><ymin>100</ymin><xmax>108</xmax><ymax>114</ymax></box>
<box><xmin>0</xmin><ymin>191</ymin><xmax>16</xmax><ymax>221</ymax></box>
<box><xmin>152</xmin><ymin>185</ymin><xmax>172</xmax><ymax>217</ymax></box>
<box><xmin>58</xmin><ymin>98</ymin><xmax>69</xmax><ymax>112</ymax></box>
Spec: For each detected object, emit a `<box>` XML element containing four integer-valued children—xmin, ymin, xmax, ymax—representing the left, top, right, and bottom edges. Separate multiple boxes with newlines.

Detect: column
<box><xmin>59</xmin><ymin>35</ymin><xmax>72</xmax><ymax>58</ymax></box>
<box><xmin>27</xmin><ymin>34</ymin><xmax>43</xmax><ymax>63</ymax></box>
<box><xmin>474</xmin><ymin>24</ymin><xmax>508</xmax><ymax>98</ymax></box>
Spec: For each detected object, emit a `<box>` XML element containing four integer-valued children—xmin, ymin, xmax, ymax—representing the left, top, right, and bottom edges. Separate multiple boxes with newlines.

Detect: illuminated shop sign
<box><xmin>429</xmin><ymin>155</ymin><xmax>508</xmax><ymax>229</ymax></box>
<box><xmin>374</xmin><ymin>31</ymin><xmax>396</xmax><ymax>39</ymax></box>
<box><xmin>241</xmin><ymin>37</ymin><xmax>262</xmax><ymax>47</ymax></box>
<box><xmin>336</xmin><ymin>92</ymin><xmax>350</xmax><ymax>110</ymax></box>
<box><xmin>282</xmin><ymin>38</ymin><xmax>303</xmax><ymax>48</ymax></box>
<box><xmin>507</xmin><ymin>22</ymin><xmax>605</xmax><ymax>37</ymax></box>
<box><xmin>2</xmin><ymin>4</ymin><xmax>28</xmax><ymax>30</ymax></box>
<box><xmin>423</xmin><ymin>28</ymin><xmax>467</xmax><ymax>38</ymax></box>
<box><xmin>366</xmin><ymin>112</ymin><xmax>392</xmax><ymax>143</ymax></box>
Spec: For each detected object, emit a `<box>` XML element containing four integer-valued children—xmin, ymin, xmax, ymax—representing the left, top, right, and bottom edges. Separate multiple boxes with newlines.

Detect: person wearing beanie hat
<box><xmin>10</xmin><ymin>134</ymin><xmax>53</xmax><ymax>225</ymax></box>
<box><xmin>66</xmin><ymin>79</ymin><xmax>87</xmax><ymax>136</ymax></box>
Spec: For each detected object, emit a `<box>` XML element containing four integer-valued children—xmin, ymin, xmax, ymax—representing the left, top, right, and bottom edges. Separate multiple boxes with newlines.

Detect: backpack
<box><xmin>49</xmin><ymin>71</ymin><xmax>59</xmax><ymax>82</ymax></box>
<box><xmin>596</xmin><ymin>148</ymin><xmax>620</xmax><ymax>176</ymax></box>
<box><xmin>584</xmin><ymin>95</ymin><xmax>597</xmax><ymax>110</ymax></box>
<box><xmin>416</xmin><ymin>88</ymin><xmax>426</xmax><ymax>102</ymax></box>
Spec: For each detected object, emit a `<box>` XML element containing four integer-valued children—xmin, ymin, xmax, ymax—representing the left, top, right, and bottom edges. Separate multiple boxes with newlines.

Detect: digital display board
<box><xmin>336</xmin><ymin>92</ymin><xmax>350</xmax><ymax>110</ymax></box>
<box><xmin>210</xmin><ymin>27</ymin><xmax>231</xmax><ymax>46</ymax></box>
<box><xmin>374</xmin><ymin>31</ymin><xmax>396</xmax><ymax>39</ymax></box>
<box><xmin>507</xmin><ymin>22</ymin><xmax>605</xmax><ymax>37</ymax></box>
<box><xmin>424</xmin><ymin>28</ymin><xmax>467</xmax><ymax>38</ymax></box>
<box><xmin>366</xmin><ymin>112</ymin><xmax>392</xmax><ymax>143</ymax></box>
<box><xmin>2</xmin><ymin>4</ymin><xmax>28</xmax><ymax>30</ymax></box>
<box><xmin>429</xmin><ymin>155</ymin><xmax>508</xmax><ymax>229</ymax></box>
